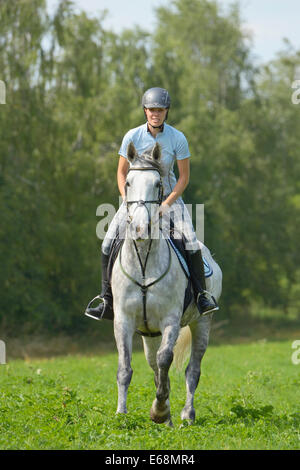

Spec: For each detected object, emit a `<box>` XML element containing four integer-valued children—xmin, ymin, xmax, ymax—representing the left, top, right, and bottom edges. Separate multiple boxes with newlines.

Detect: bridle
<box><xmin>125</xmin><ymin>166</ymin><xmax>164</xmax><ymax>214</ymax></box>
<box><xmin>119</xmin><ymin>165</ymin><xmax>171</xmax><ymax>337</ymax></box>
<box><xmin>125</xmin><ymin>165</ymin><xmax>164</xmax><ymax>240</ymax></box>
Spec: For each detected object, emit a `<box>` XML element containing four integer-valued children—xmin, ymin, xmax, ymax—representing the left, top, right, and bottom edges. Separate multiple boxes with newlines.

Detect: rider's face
<box><xmin>145</xmin><ymin>107</ymin><xmax>168</xmax><ymax>128</ymax></box>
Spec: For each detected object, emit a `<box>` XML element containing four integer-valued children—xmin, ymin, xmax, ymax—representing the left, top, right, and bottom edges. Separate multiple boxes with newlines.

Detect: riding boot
<box><xmin>84</xmin><ymin>252</ymin><xmax>114</xmax><ymax>321</ymax></box>
<box><xmin>187</xmin><ymin>249</ymin><xmax>219</xmax><ymax>315</ymax></box>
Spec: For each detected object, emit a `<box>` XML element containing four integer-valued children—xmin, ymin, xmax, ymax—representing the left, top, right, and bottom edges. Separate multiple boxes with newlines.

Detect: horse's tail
<box><xmin>173</xmin><ymin>326</ymin><xmax>191</xmax><ymax>371</ymax></box>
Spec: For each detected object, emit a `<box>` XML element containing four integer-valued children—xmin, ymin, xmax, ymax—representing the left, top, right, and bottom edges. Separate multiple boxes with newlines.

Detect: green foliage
<box><xmin>0</xmin><ymin>0</ymin><xmax>299</xmax><ymax>334</ymax></box>
<box><xmin>0</xmin><ymin>341</ymin><xmax>299</xmax><ymax>449</ymax></box>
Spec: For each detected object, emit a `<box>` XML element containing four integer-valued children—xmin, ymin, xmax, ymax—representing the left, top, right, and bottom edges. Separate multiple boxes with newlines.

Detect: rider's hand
<box><xmin>158</xmin><ymin>202</ymin><xmax>170</xmax><ymax>218</ymax></box>
<box><xmin>151</xmin><ymin>203</ymin><xmax>170</xmax><ymax>226</ymax></box>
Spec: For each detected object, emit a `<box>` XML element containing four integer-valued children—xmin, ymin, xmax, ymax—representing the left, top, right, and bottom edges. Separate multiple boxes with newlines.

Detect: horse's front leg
<box><xmin>181</xmin><ymin>315</ymin><xmax>212</xmax><ymax>425</ymax></box>
<box><xmin>114</xmin><ymin>316</ymin><xmax>135</xmax><ymax>415</ymax></box>
<box><xmin>150</xmin><ymin>321</ymin><xmax>180</xmax><ymax>426</ymax></box>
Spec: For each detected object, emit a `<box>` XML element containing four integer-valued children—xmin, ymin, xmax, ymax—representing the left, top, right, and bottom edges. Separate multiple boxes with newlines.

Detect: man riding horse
<box><xmin>85</xmin><ymin>87</ymin><xmax>219</xmax><ymax>321</ymax></box>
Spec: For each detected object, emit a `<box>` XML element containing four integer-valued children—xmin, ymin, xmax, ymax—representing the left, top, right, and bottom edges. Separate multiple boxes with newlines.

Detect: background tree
<box><xmin>0</xmin><ymin>0</ymin><xmax>299</xmax><ymax>337</ymax></box>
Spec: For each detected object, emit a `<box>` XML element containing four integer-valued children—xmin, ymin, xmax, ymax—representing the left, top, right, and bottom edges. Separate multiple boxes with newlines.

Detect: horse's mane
<box><xmin>131</xmin><ymin>149</ymin><xmax>165</xmax><ymax>176</ymax></box>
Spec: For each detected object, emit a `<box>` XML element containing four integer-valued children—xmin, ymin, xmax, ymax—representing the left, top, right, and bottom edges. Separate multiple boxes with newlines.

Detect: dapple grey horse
<box><xmin>111</xmin><ymin>142</ymin><xmax>222</xmax><ymax>426</ymax></box>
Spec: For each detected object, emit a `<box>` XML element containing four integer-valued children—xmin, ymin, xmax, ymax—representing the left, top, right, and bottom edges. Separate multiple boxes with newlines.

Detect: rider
<box><xmin>85</xmin><ymin>87</ymin><xmax>218</xmax><ymax>321</ymax></box>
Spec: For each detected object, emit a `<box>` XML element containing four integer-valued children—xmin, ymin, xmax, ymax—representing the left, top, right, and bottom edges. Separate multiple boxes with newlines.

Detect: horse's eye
<box><xmin>125</xmin><ymin>181</ymin><xmax>130</xmax><ymax>187</ymax></box>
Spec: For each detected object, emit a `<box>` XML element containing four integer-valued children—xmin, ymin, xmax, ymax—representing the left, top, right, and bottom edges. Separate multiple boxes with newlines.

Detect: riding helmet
<box><xmin>142</xmin><ymin>87</ymin><xmax>171</xmax><ymax>109</ymax></box>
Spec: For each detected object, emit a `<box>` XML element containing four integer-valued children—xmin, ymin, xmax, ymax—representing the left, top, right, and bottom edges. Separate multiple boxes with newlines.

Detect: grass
<box><xmin>0</xmin><ymin>340</ymin><xmax>299</xmax><ymax>450</ymax></box>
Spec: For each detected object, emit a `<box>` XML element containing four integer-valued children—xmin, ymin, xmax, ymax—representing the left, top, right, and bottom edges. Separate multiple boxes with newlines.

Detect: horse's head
<box><xmin>125</xmin><ymin>142</ymin><xmax>163</xmax><ymax>241</ymax></box>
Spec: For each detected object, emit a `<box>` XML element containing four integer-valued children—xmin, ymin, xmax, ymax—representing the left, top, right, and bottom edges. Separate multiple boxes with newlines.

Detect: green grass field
<box><xmin>0</xmin><ymin>340</ymin><xmax>299</xmax><ymax>450</ymax></box>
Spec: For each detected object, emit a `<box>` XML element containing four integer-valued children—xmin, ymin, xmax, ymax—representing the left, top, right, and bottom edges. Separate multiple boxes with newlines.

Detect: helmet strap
<box><xmin>148</xmin><ymin>122</ymin><xmax>164</xmax><ymax>130</ymax></box>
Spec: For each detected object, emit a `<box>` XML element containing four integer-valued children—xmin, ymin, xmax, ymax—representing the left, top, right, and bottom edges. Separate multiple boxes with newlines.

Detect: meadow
<box><xmin>0</xmin><ymin>339</ymin><xmax>299</xmax><ymax>450</ymax></box>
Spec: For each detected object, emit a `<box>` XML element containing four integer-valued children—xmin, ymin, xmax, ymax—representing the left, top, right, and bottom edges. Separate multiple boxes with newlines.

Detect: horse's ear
<box><xmin>151</xmin><ymin>143</ymin><xmax>161</xmax><ymax>162</ymax></box>
<box><xmin>127</xmin><ymin>142</ymin><xmax>137</xmax><ymax>163</ymax></box>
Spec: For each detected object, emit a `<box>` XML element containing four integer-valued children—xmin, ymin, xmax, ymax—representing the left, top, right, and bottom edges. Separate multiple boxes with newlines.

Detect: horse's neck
<box><xmin>122</xmin><ymin>237</ymin><xmax>166</xmax><ymax>274</ymax></box>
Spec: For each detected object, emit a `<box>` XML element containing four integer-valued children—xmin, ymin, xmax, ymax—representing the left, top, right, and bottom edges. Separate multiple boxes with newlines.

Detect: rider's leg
<box><xmin>84</xmin><ymin>202</ymin><xmax>127</xmax><ymax>321</ymax></box>
<box><xmin>168</xmin><ymin>199</ymin><xmax>218</xmax><ymax>315</ymax></box>
<box><xmin>84</xmin><ymin>249</ymin><xmax>113</xmax><ymax>320</ymax></box>
<box><xmin>187</xmin><ymin>248</ymin><xmax>218</xmax><ymax>315</ymax></box>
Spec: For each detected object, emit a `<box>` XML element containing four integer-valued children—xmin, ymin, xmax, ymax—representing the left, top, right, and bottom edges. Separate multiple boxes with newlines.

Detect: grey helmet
<box><xmin>142</xmin><ymin>87</ymin><xmax>171</xmax><ymax>109</ymax></box>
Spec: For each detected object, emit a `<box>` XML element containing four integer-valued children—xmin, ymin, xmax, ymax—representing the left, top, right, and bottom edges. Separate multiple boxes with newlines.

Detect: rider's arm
<box><xmin>162</xmin><ymin>157</ymin><xmax>190</xmax><ymax>209</ymax></box>
<box><xmin>117</xmin><ymin>155</ymin><xmax>129</xmax><ymax>199</ymax></box>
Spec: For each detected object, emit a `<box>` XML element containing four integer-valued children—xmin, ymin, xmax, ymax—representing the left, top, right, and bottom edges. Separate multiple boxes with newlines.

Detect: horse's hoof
<box><xmin>150</xmin><ymin>403</ymin><xmax>171</xmax><ymax>424</ymax></box>
<box><xmin>180</xmin><ymin>407</ymin><xmax>195</xmax><ymax>424</ymax></box>
<box><xmin>150</xmin><ymin>410</ymin><xmax>171</xmax><ymax>424</ymax></box>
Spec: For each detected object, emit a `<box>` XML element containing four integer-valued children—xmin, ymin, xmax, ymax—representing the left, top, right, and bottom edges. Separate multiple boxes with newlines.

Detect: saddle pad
<box><xmin>167</xmin><ymin>238</ymin><xmax>213</xmax><ymax>278</ymax></box>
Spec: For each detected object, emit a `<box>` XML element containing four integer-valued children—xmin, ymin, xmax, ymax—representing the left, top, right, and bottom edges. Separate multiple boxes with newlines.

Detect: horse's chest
<box><xmin>113</xmin><ymin>268</ymin><xmax>186</xmax><ymax>319</ymax></box>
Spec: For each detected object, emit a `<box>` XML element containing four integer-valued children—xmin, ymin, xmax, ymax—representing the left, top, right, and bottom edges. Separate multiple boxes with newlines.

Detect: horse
<box><xmin>111</xmin><ymin>141</ymin><xmax>222</xmax><ymax>426</ymax></box>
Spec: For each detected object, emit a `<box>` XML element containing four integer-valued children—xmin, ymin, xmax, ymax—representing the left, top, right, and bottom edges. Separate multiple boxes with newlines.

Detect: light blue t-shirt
<box><xmin>118</xmin><ymin>123</ymin><xmax>191</xmax><ymax>195</ymax></box>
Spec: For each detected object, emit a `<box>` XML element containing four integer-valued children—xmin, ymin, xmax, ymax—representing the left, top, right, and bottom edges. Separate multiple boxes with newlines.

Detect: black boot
<box><xmin>84</xmin><ymin>252</ymin><xmax>114</xmax><ymax>321</ymax></box>
<box><xmin>187</xmin><ymin>249</ymin><xmax>219</xmax><ymax>315</ymax></box>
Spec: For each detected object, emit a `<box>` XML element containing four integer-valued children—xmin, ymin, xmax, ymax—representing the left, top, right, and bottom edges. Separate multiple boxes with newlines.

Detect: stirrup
<box><xmin>84</xmin><ymin>295</ymin><xmax>106</xmax><ymax>321</ymax></box>
<box><xmin>196</xmin><ymin>290</ymin><xmax>219</xmax><ymax>316</ymax></box>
